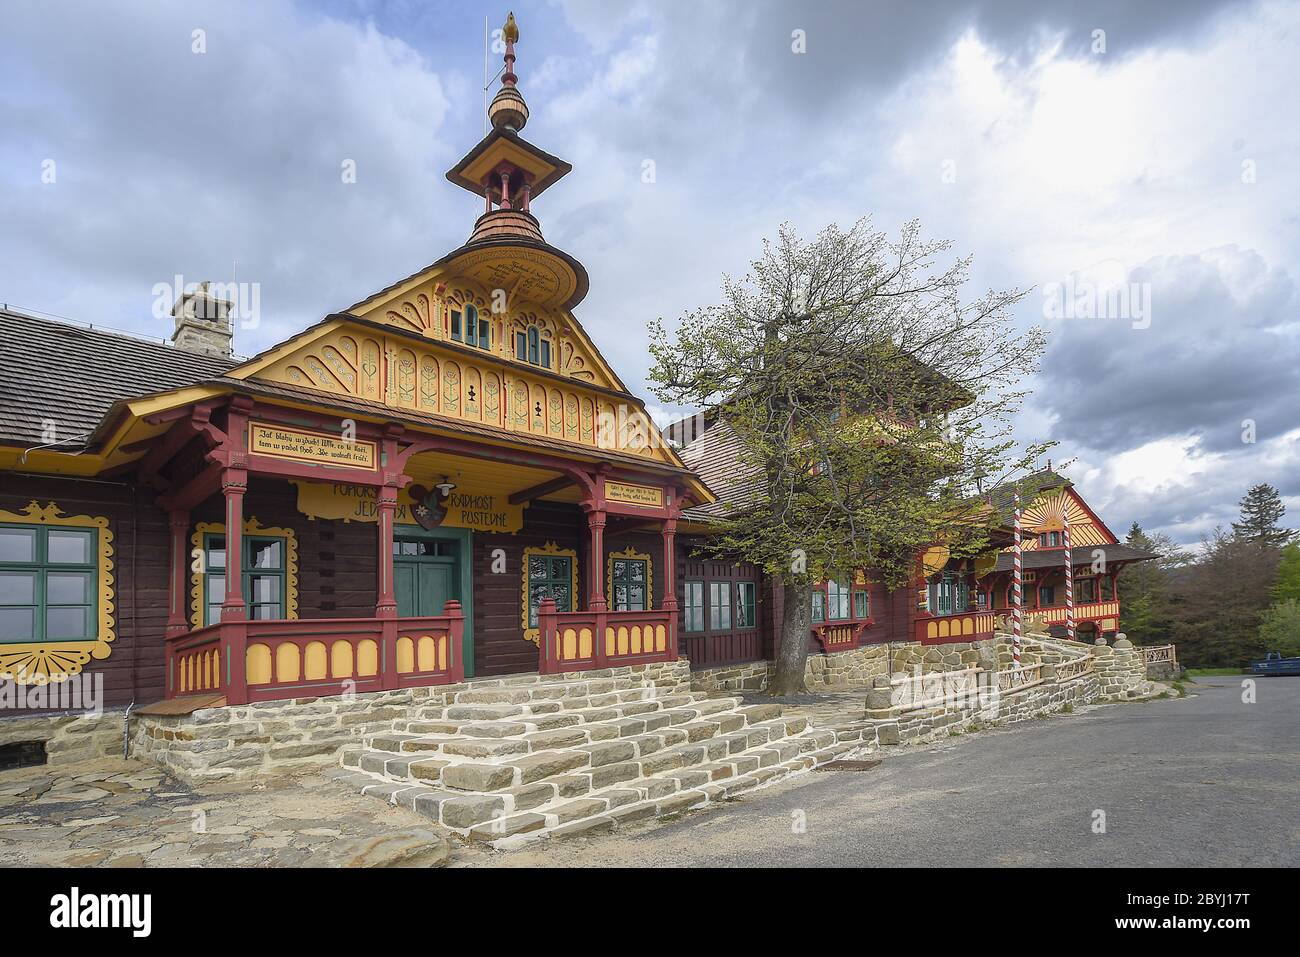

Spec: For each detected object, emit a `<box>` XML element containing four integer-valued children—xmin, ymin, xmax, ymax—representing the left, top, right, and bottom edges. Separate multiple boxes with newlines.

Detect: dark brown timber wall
<box><xmin>0</xmin><ymin>474</ymin><xmax>168</xmax><ymax>710</ymax></box>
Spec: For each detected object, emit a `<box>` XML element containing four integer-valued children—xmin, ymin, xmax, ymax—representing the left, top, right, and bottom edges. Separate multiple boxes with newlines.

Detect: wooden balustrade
<box><xmin>916</xmin><ymin>611</ymin><xmax>995</xmax><ymax>645</ymax></box>
<box><xmin>165</xmin><ymin>601</ymin><xmax>465</xmax><ymax>704</ymax></box>
<box><xmin>1140</xmin><ymin>644</ymin><xmax>1178</xmax><ymax>667</ymax></box>
<box><xmin>169</xmin><ymin>624</ymin><xmax>225</xmax><ymax>696</ymax></box>
<box><xmin>1054</xmin><ymin>656</ymin><xmax>1094</xmax><ymax>681</ymax></box>
<box><xmin>995</xmin><ymin>663</ymin><xmax>1044</xmax><ymax>692</ymax></box>
<box><xmin>537</xmin><ymin>599</ymin><xmax>675</xmax><ymax>675</ymax></box>
<box><xmin>810</xmin><ymin>620</ymin><xmax>867</xmax><ymax>653</ymax></box>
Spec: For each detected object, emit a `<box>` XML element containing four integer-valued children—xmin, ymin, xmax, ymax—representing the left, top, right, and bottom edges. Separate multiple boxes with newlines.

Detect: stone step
<box><xmin>362</xmin><ymin>700</ymin><xmax>781</xmax><ymax>768</ymax></box>
<box><xmin>353</xmin><ymin>713</ymin><xmax>833</xmax><ymax>807</ymax></box>
<box><xmin>395</xmin><ymin>695</ymin><xmax>745</xmax><ymax>742</ymax></box>
<box><xmin>338</xmin><ymin>730</ymin><xmax>869</xmax><ymax>845</ymax></box>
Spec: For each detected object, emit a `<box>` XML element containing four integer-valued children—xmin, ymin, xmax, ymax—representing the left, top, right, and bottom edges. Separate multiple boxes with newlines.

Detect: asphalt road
<box><xmin>484</xmin><ymin>677</ymin><xmax>1299</xmax><ymax>867</ymax></box>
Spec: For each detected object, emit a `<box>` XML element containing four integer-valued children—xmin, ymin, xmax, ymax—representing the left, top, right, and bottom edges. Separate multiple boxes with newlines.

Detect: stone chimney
<box><xmin>170</xmin><ymin>281</ymin><xmax>234</xmax><ymax>357</ymax></box>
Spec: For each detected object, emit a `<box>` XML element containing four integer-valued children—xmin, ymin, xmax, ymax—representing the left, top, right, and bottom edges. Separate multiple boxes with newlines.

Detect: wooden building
<box><xmin>0</xmin><ymin>17</ymin><xmax>1148</xmax><ymax>721</ymax></box>
<box><xmin>979</xmin><ymin>470</ymin><xmax>1154</xmax><ymax>642</ymax></box>
<box><xmin>0</xmin><ymin>16</ymin><xmax>707</xmax><ymax>710</ymax></box>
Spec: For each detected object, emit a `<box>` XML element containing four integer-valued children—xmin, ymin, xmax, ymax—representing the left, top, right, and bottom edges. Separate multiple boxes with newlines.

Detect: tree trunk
<box><xmin>769</xmin><ymin>575</ymin><xmax>811</xmax><ymax>696</ymax></box>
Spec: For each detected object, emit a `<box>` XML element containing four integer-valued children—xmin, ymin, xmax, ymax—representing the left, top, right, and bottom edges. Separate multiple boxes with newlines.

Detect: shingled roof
<box><xmin>985</xmin><ymin>468</ymin><xmax>1071</xmax><ymax>522</ymax></box>
<box><xmin>0</xmin><ymin>309</ymin><xmax>236</xmax><ymax>449</ymax></box>
<box><xmin>992</xmin><ymin>542</ymin><xmax>1156</xmax><ymax>572</ymax></box>
<box><xmin>678</xmin><ymin>416</ymin><xmax>763</xmax><ymax>522</ymax></box>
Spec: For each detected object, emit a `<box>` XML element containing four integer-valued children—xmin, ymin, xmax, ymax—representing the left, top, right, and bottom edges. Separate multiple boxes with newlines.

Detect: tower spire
<box><xmin>489</xmin><ymin>12</ymin><xmax>528</xmax><ymax>132</ymax></box>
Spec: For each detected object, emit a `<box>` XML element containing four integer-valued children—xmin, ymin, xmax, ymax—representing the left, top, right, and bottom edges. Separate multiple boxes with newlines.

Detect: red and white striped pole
<box><xmin>1012</xmin><ymin>490</ymin><xmax>1023</xmax><ymax>665</ymax></box>
<box><xmin>1063</xmin><ymin>506</ymin><xmax>1076</xmax><ymax>641</ymax></box>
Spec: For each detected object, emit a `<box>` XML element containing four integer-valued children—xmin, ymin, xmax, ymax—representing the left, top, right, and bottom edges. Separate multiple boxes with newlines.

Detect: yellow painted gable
<box><xmin>231</xmin><ymin>316</ymin><xmax>680</xmax><ymax>465</ymax></box>
<box><xmin>1013</xmin><ymin>487</ymin><xmax>1117</xmax><ymax>550</ymax></box>
<box><xmin>349</xmin><ymin>268</ymin><xmax>621</xmax><ymax>390</ymax></box>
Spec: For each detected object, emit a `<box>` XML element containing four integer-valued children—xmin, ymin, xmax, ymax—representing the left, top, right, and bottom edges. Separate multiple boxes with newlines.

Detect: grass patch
<box><xmin>1061</xmin><ymin>703</ymin><xmax>1074</xmax><ymax>714</ymax></box>
<box><xmin>1184</xmin><ymin>668</ymin><xmax>1246</xmax><ymax>677</ymax></box>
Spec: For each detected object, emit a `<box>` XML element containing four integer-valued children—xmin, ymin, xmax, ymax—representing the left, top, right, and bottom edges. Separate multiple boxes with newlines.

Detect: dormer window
<box><xmin>515</xmin><ymin>326</ymin><xmax>551</xmax><ymax>368</ymax></box>
<box><xmin>1038</xmin><ymin>531</ymin><xmax>1061</xmax><ymax>548</ymax></box>
<box><xmin>451</xmin><ymin>304</ymin><xmax>491</xmax><ymax>349</ymax></box>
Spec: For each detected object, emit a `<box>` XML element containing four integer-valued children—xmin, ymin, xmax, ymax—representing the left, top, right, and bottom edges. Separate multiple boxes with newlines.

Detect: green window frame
<box><xmin>810</xmin><ymin>589</ymin><xmax>825</xmax><ymax>622</ymax></box>
<box><xmin>1100</xmin><ymin>576</ymin><xmax>1115</xmax><ymax>601</ymax></box>
<box><xmin>708</xmin><ymin>581</ymin><xmax>731</xmax><ymax>630</ymax></box>
<box><xmin>1038</xmin><ymin>584</ymin><xmax>1055</xmax><ymax>607</ymax></box>
<box><xmin>1077</xmin><ymin>577</ymin><xmax>1096</xmax><ymax>603</ymax></box>
<box><xmin>526</xmin><ymin>554</ymin><xmax>573</xmax><ymax>628</ymax></box>
<box><xmin>450</xmin><ymin>309</ymin><xmax>463</xmax><ymax>342</ymax></box>
<box><xmin>202</xmin><ymin>532</ymin><xmax>287</xmax><ymax>626</ymax></box>
<box><xmin>683</xmin><ymin>580</ymin><xmax>705</xmax><ymax>632</ymax></box>
<box><xmin>736</xmin><ymin>581</ymin><xmax>756</xmax><ymax>628</ymax></box>
<box><xmin>611</xmin><ymin>558</ymin><xmax>648</xmax><ymax>612</ymax></box>
<box><xmin>826</xmin><ymin>580</ymin><xmax>851</xmax><ymax>620</ymax></box>
<box><xmin>0</xmin><ymin>523</ymin><xmax>97</xmax><ymax>642</ymax></box>
<box><xmin>853</xmin><ymin>589</ymin><xmax>869</xmax><ymax>620</ymax></box>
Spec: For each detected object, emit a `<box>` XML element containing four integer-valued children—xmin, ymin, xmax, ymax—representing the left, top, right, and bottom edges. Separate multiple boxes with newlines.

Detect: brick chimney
<box><xmin>170</xmin><ymin>281</ymin><xmax>233</xmax><ymax>357</ymax></box>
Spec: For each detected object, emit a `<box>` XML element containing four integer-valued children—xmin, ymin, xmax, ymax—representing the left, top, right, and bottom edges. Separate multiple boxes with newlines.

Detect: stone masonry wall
<box><xmin>0</xmin><ymin>709</ymin><xmax>123</xmax><ymax>768</ymax></box>
<box><xmin>1090</xmin><ymin>637</ymin><xmax>1155</xmax><ymax>701</ymax></box>
<box><xmin>690</xmin><ymin>635</ymin><xmax>1043</xmax><ymax>695</ymax></box>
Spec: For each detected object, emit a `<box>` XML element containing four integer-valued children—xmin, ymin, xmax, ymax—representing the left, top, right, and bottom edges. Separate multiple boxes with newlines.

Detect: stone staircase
<box><xmin>333</xmin><ymin>663</ymin><xmax>871</xmax><ymax>848</ymax></box>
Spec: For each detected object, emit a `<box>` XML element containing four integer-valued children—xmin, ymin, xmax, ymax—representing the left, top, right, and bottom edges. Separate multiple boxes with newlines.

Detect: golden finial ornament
<box><xmin>503</xmin><ymin>12</ymin><xmax>519</xmax><ymax>44</ymax></box>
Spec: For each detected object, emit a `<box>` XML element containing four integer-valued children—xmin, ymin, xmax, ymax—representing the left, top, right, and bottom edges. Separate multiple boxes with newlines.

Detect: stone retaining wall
<box><xmin>1090</xmin><ymin>637</ymin><xmax>1155</xmax><ymax>700</ymax></box>
<box><xmin>0</xmin><ymin>709</ymin><xmax>123</xmax><ymax>768</ymax></box>
<box><xmin>689</xmin><ymin>634</ymin><xmax>1044</xmax><ymax>695</ymax></box>
<box><xmin>861</xmin><ymin>664</ymin><xmax>1101</xmax><ymax>748</ymax></box>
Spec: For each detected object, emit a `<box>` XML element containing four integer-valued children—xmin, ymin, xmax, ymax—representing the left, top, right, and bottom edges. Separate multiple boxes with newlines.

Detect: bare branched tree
<box><xmin>650</xmin><ymin>219</ymin><xmax>1050</xmax><ymax>694</ymax></box>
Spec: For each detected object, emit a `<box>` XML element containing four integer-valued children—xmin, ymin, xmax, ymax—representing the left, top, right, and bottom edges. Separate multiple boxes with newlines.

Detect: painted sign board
<box><xmin>605</xmin><ymin>480</ymin><xmax>663</xmax><ymax>508</ymax></box>
<box><xmin>249</xmin><ymin>422</ymin><xmax>377</xmax><ymax>470</ymax></box>
<box><xmin>292</xmin><ymin>481</ymin><xmax>524</xmax><ymax>533</ymax></box>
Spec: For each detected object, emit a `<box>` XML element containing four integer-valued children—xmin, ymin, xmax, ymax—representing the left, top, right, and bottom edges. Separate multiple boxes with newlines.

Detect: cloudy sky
<box><xmin>2</xmin><ymin>0</ymin><xmax>1297</xmax><ymax>547</ymax></box>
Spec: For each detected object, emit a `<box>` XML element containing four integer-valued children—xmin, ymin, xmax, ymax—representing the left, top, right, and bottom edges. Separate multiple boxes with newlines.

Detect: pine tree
<box><xmin>1231</xmin><ymin>483</ymin><xmax>1292</xmax><ymax>548</ymax></box>
<box><xmin>1119</xmin><ymin>521</ymin><xmax>1187</xmax><ymax>646</ymax></box>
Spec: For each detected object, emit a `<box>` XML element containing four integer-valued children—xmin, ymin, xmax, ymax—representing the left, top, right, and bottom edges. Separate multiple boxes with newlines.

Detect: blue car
<box><xmin>1251</xmin><ymin>651</ymin><xmax>1300</xmax><ymax>676</ymax></box>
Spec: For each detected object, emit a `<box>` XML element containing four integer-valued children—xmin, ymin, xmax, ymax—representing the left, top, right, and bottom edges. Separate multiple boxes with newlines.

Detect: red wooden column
<box><xmin>375</xmin><ymin>484</ymin><xmax>398</xmax><ymax>618</ymax></box>
<box><xmin>660</xmin><ymin>517</ymin><xmax>678</xmax><ymax>614</ymax></box>
<box><xmin>219</xmin><ymin>468</ymin><xmax>250</xmax><ymax>704</ymax></box>
<box><xmin>585</xmin><ymin>507</ymin><xmax>607</xmax><ymax>612</ymax></box>
<box><xmin>165</xmin><ymin>509</ymin><xmax>191</xmax><ymax>637</ymax></box>
<box><xmin>220</xmin><ymin>470</ymin><xmax>248</xmax><ymax>621</ymax></box>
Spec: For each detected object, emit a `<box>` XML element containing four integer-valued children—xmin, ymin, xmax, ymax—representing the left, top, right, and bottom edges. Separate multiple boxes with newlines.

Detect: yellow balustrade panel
<box><xmin>246</xmin><ymin>644</ymin><xmax>272</xmax><ymax>685</ymax></box>
<box><xmin>927</xmin><ymin>621</ymin><xmax>938</xmax><ymax>640</ymax></box>
<box><xmin>962</xmin><ymin>617</ymin><xmax>973</xmax><ymax>636</ymax></box>
<box><xmin>579</xmin><ymin>628</ymin><xmax>593</xmax><ymax>659</ymax></box>
<box><xmin>617</xmin><ymin>626</ymin><xmax>629</xmax><ymax>656</ymax></box>
<box><xmin>655</xmin><ymin>625</ymin><xmax>666</xmax><ymax>651</ymax></box>
<box><xmin>276</xmin><ymin>643</ymin><xmax>300</xmax><ymax>683</ymax></box>
<box><xmin>397</xmin><ymin>636</ymin><xmax>415</xmax><ymax>674</ymax></box>
<box><xmin>562</xmin><ymin>627</ymin><xmax>578</xmax><ymax>661</ymax></box>
<box><xmin>417</xmin><ymin>635</ymin><xmax>438</xmax><ymax>672</ymax></box>
<box><xmin>304</xmin><ymin>641</ymin><xmax>328</xmax><ymax>680</ymax></box>
<box><xmin>604</xmin><ymin>627</ymin><xmax>615</xmax><ymax>656</ymax></box>
<box><xmin>331</xmin><ymin>640</ymin><xmax>354</xmax><ymax>679</ymax></box>
<box><xmin>357</xmin><ymin>639</ymin><xmax>379</xmax><ymax>677</ymax></box>
<box><xmin>630</xmin><ymin>626</ymin><xmax>642</xmax><ymax>655</ymax></box>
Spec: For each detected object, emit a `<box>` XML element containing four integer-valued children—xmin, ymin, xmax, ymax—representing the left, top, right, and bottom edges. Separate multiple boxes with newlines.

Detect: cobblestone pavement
<box><xmin>0</xmin><ymin>760</ymin><xmax>451</xmax><ymax>867</ymax></box>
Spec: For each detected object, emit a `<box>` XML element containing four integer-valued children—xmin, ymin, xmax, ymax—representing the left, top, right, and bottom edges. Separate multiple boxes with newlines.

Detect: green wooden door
<box><xmin>394</xmin><ymin>536</ymin><xmax>459</xmax><ymax>617</ymax></box>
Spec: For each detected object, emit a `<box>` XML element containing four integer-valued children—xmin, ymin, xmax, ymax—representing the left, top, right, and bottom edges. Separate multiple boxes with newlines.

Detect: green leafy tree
<box><xmin>1258</xmin><ymin>599</ymin><xmax>1300</xmax><ymax>658</ymax></box>
<box><xmin>1119</xmin><ymin>521</ymin><xmax>1189</xmax><ymax>646</ymax></box>
<box><xmin>1231</xmin><ymin>483</ymin><xmax>1292</xmax><ymax>547</ymax></box>
<box><xmin>1271</xmin><ymin>541</ymin><xmax>1300</xmax><ymax>603</ymax></box>
<box><xmin>649</xmin><ymin>219</ymin><xmax>1047</xmax><ymax>694</ymax></box>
